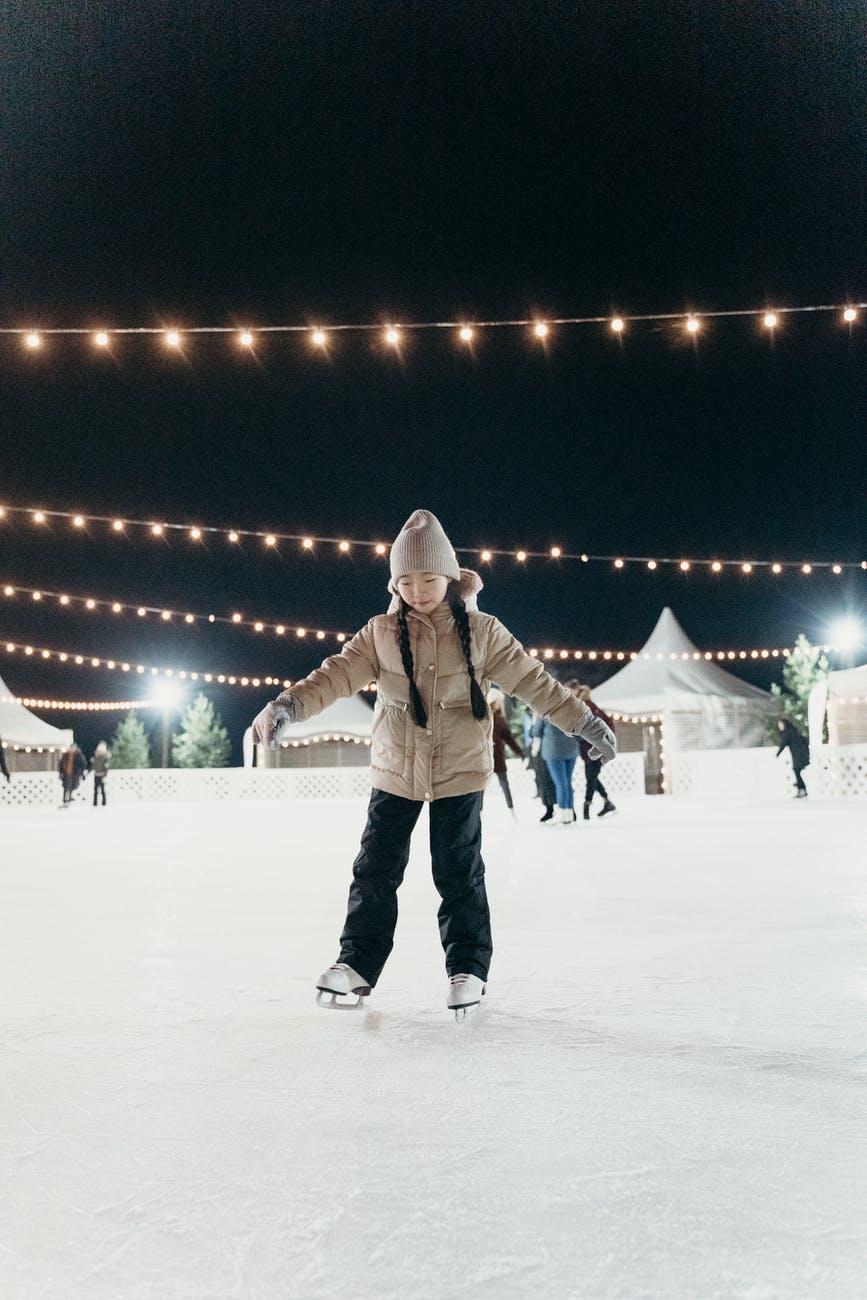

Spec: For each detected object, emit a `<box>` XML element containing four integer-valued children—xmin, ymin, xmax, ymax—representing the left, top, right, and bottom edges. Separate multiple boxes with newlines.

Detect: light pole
<box><xmin>150</xmin><ymin>681</ymin><xmax>183</xmax><ymax>768</ymax></box>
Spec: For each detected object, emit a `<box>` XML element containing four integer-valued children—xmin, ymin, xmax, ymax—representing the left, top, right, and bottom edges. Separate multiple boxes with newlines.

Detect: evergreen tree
<box><xmin>767</xmin><ymin>634</ymin><xmax>828</xmax><ymax>739</ymax></box>
<box><xmin>171</xmin><ymin>693</ymin><xmax>231</xmax><ymax>768</ymax></box>
<box><xmin>110</xmin><ymin>712</ymin><xmax>152</xmax><ymax>768</ymax></box>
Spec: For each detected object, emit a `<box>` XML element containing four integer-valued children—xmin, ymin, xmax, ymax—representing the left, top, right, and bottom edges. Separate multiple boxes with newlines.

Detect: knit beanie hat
<box><xmin>389</xmin><ymin>509</ymin><xmax>461</xmax><ymax>585</ymax></box>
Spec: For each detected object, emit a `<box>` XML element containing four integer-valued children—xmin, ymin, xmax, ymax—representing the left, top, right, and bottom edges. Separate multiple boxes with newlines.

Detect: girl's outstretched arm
<box><xmin>252</xmin><ymin>622</ymin><xmax>380</xmax><ymax>746</ymax></box>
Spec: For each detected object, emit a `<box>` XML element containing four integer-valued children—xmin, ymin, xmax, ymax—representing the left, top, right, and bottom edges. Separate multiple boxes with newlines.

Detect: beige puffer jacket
<box><xmin>277</xmin><ymin>572</ymin><xmax>595</xmax><ymax>802</ymax></box>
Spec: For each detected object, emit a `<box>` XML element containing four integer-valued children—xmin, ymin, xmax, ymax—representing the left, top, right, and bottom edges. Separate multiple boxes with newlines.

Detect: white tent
<box><xmin>243</xmin><ymin>694</ymin><xmax>374</xmax><ymax>767</ymax></box>
<box><xmin>808</xmin><ymin>661</ymin><xmax>867</xmax><ymax>749</ymax></box>
<box><xmin>0</xmin><ymin>672</ymin><xmax>74</xmax><ymax>770</ymax></box>
<box><xmin>593</xmin><ymin>608</ymin><xmax>773</xmax><ymax>753</ymax></box>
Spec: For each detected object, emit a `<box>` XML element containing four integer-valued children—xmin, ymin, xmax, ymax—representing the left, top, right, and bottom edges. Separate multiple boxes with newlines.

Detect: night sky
<box><xmin>1</xmin><ymin>1</ymin><xmax>865</xmax><ymax>759</ymax></box>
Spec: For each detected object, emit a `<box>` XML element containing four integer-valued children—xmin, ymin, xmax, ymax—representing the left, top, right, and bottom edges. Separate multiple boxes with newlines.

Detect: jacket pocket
<box><xmin>434</xmin><ymin>699</ymin><xmax>492</xmax><ymax>779</ymax></box>
<box><xmin>371</xmin><ymin>699</ymin><xmax>410</xmax><ymax>780</ymax></box>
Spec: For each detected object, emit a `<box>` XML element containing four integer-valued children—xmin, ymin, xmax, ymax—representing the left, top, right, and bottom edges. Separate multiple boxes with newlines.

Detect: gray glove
<box><xmin>574</xmin><ymin>712</ymin><xmax>617</xmax><ymax>764</ymax></box>
<box><xmin>251</xmin><ymin>694</ymin><xmax>303</xmax><ymax>747</ymax></box>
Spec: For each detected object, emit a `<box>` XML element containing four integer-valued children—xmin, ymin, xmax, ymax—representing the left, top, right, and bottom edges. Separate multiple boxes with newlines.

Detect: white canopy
<box><xmin>808</xmin><ymin>660</ymin><xmax>867</xmax><ymax>748</ymax></box>
<box><xmin>593</xmin><ymin>608</ymin><xmax>770</xmax><ymax>715</ymax></box>
<box><xmin>0</xmin><ymin>672</ymin><xmax>74</xmax><ymax>751</ymax></box>
<box><xmin>243</xmin><ymin>694</ymin><xmax>374</xmax><ymax>766</ymax></box>
<box><xmin>592</xmin><ymin>608</ymin><xmax>772</xmax><ymax>752</ymax></box>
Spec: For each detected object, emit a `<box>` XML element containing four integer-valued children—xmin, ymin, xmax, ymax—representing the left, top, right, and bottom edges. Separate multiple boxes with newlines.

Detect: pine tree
<box><xmin>110</xmin><ymin>712</ymin><xmax>152</xmax><ymax>768</ymax></box>
<box><xmin>171</xmin><ymin>693</ymin><xmax>231</xmax><ymax>768</ymax></box>
<box><xmin>767</xmin><ymin>634</ymin><xmax>828</xmax><ymax>739</ymax></box>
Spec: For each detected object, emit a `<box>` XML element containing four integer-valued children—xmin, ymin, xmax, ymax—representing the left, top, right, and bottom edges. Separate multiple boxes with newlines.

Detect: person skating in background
<box><xmin>489</xmin><ymin>694</ymin><xmax>524</xmax><ymax>817</ymax></box>
<box><xmin>775</xmin><ymin>718</ymin><xmax>810</xmax><ymax>798</ymax></box>
<box><xmin>530</xmin><ymin>710</ymin><xmax>581</xmax><ymax>825</ymax></box>
<box><xmin>0</xmin><ymin>733</ymin><xmax>10</xmax><ymax>783</ymax></box>
<box><xmin>570</xmin><ymin>682</ymin><xmax>617</xmax><ymax>819</ymax></box>
<box><xmin>59</xmin><ymin>744</ymin><xmax>87</xmax><ymax>806</ymax></box>
<box><xmin>90</xmin><ymin>740</ymin><xmax>111</xmax><ymax>807</ymax></box>
<box><xmin>526</xmin><ymin>709</ymin><xmax>557</xmax><ymax>821</ymax></box>
<box><xmin>252</xmin><ymin>509</ymin><xmax>615</xmax><ymax>1017</ymax></box>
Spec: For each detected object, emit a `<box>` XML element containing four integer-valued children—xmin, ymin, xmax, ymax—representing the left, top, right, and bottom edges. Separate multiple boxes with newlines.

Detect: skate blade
<box><xmin>452</xmin><ymin>1001</ymin><xmax>482</xmax><ymax>1024</ymax></box>
<box><xmin>315</xmin><ymin>987</ymin><xmax>371</xmax><ymax>1009</ymax></box>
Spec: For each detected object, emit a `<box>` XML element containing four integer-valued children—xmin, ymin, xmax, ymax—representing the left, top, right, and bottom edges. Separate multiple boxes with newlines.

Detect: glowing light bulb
<box><xmin>151</xmin><ymin>524</ymin><xmax>163</xmax><ymax>537</ymax></box>
<box><xmin>686</xmin><ymin>317</ymin><xmax>700</xmax><ymax>333</ymax></box>
<box><xmin>265</xmin><ymin>534</ymin><xmax>276</xmax><ymax>547</ymax></box>
<box><xmin>711</xmin><ymin>561</ymin><xmax>722</xmax><ymax>572</ymax></box>
<box><xmin>231</xmin><ymin>613</ymin><xmax>242</xmax><ymax>623</ymax></box>
<box><xmin>25</xmin><ymin>332</ymin><xmax>41</xmax><ymax>349</ymax></box>
<box><xmin>679</xmin><ymin>561</ymin><xmax>690</xmax><ymax>572</ymax></box>
<box><xmin>3</xmin><ymin>586</ymin><xmax>12</xmax><ymax>596</ymax></box>
<box><xmin>137</xmin><ymin>607</ymin><xmax>146</xmax><ymax>617</ymax></box>
<box><xmin>614</xmin><ymin>558</ymin><xmax>624</xmax><ymax>569</ymax></box>
<box><xmin>385</xmin><ymin>327</ymin><xmax>400</xmax><ymax>345</ymax></box>
<box><xmin>802</xmin><ymin>563</ymin><xmax>812</xmax><ymax>574</ymax></box>
<box><xmin>94</xmin><ymin>331</ymin><xmax>109</xmax><ymax>347</ymax></box>
<box><xmin>550</xmin><ymin>546</ymin><xmax>561</xmax><ymax>558</ymax></box>
<box><xmin>254</xmin><ymin>622</ymin><xmax>264</xmax><ymax>632</ymax></box>
<box><xmin>296</xmin><ymin>628</ymin><xmax>307</xmax><ymax>638</ymax></box>
<box><xmin>184</xmin><ymin>613</ymin><xmax>194</xmax><ymax>624</ymax></box>
<box><xmin>160</xmin><ymin>610</ymin><xmax>171</xmax><ymax>621</ymax></box>
<box><xmin>375</xmin><ymin>543</ymin><xmax>386</xmax><ymax>555</ymax></box>
<box><xmin>481</xmin><ymin>550</ymin><xmax>492</xmax><ymax>562</ymax></box>
<box><xmin>302</xmin><ymin>537</ymin><xmax>314</xmax><ymax>550</ymax></box>
<box><xmin>763</xmin><ymin>312</ymin><xmax>778</xmax><ymax>329</ymax></box>
<box><xmin>33</xmin><ymin>511</ymin><xmax>46</xmax><ymax>524</ymax></box>
<box><xmin>190</xmin><ymin>527</ymin><xmax>201</xmax><ymax>540</ymax></box>
<box><xmin>73</xmin><ymin>515</ymin><xmax>84</xmax><ymax>527</ymax></box>
<box><xmin>843</xmin><ymin>307</ymin><xmax>858</xmax><ymax>323</ymax></box>
<box><xmin>459</xmin><ymin>326</ymin><xmax>474</xmax><ymax>342</ymax></box>
<box><xmin>339</xmin><ymin>541</ymin><xmax>350</xmax><ymax>552</ymax></box>
<box><xmin>276</xmin><ymin>625</ymin><xmax>285</xmax><ymax>636</ymax></box>
<box><xmin>647</xmin><ymin>560</ymin><xmax>657</xmax><ymax>570</ymax></box>
<box><xmin>112</xmin><ymin>519</ymin><xmax>124</xmax><ymax>531</ymax></box>
<box><xmin>165</xmin><ymin>330</ymin><xmax>181</xmax><ymax>348</ymax></box>
<box><xmin>832</xmin><ymin>564</ymin><xmax>842</xmax><ymax>575</ymax></box>
<box><xmin>228</xmin><ymin>531</ymin><xmax>239</xmax><ymax>543</ymax></box>
<box><xmin>533</xmin><ymin>322</ymin><xmax>548</xmax><ymax>339</ymax></box>
<box><xmin>771</xmin><ymin>563</ymin><xmax>782</xmax><ymax>574</ymax></box>
<box><xmin>239</xmin><ymin>331</ymin><xmax>254</xmax><ymax>346</ymax></box>
<box><xmin>311</xmin><ymin>328</ymin><xmax>327</xmax><ymax>347</ymax></box>
<box><xmin>742</xmin><ymin>563</ymin><xmax>753</xmax><ymax>574</ymax></box>
<box><xmin>60</xmin><ymin>595</ymin><xmax>69</xmax><ymax>605</ymax></box>
<box><xmin>32</xmin><ymin>591</ymin><xmax>42</xmax><ymax>601</ymax></box>
<box><xmin>112</xmin><ymin>602</ymin><xmax>122</xmax><ymax>613</ymax></box>
<box><xmin>516</xmin><ymin>550</ymin><xmax>527</xmax><ymax>562</ymax></box>
<box><xmin>610</xmin><ymin>318</ymin><xmax>624</xmax><ymax>333</ymax></box>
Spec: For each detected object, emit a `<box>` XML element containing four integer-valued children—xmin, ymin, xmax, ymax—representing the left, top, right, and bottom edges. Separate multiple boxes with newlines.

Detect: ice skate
<box><xmin>598</xmin><ymin>799</ymin><xmax>617</xmax><ymax>817</ymax></box>
<box><xmin>315</xmin><ymin>962</ymin><xmax>372</xmax><ymax>1008</ymax></box>
<box><xmin>447</xmin><ymin>973</ymin><xmax>486</xmax><ymax>1022</ymax></box>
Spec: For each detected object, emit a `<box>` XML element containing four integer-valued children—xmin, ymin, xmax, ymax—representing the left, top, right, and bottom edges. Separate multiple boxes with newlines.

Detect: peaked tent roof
<box><xmin>0</xmin><ymin>673</ymin><xmax>74</xmax><ymax>748</ymax></box>
<box><xmin>592</xmin><ymin>608</ymin><xmax>770</xmax><ymax>715</ymax></box>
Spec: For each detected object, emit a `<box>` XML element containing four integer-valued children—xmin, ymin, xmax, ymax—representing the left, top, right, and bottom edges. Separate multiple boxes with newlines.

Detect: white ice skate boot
<box><xmin>447</xmin><ymin>973</ymin><xmax>486</xmax><ymax>1022</ymax></box>
<box><xmin>315</xmin><ymin>962</ymin><xmax>372</xmax><ymax>1009</ymax></box>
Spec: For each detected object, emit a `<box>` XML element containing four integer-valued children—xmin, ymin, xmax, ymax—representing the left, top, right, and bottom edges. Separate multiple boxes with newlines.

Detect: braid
<box><xmin>449</xmin><ymin>589</ymin><xmax>488</xmax><ymax>721</ymax></box>
<box><xmin>396</xmin><ymin>600</ymin><xmax>428</xmax><ymax>728</ymax></box>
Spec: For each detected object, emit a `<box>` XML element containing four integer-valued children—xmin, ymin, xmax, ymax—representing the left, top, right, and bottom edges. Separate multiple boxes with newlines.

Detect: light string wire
<box><xmin>0</xmin><ymin>578</ymin><xmax>835</xmax><ymax>660</ymax></box>
<box><xmin>2</xmin><ymin>504</ymin><xmax>865</xmax><ymax>573</ymax></box>
<box><xmin>1</xmin><ymin>694</ymin><xmax>150</xmax><ymax>712</ymax></box>
<box><xmin>2</xmin><ymin>300</ymin><xmax>864</xmax><ymax>343</ymax></box>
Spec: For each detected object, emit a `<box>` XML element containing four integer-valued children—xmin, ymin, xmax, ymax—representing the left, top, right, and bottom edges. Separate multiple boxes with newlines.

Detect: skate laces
<box><xmin>449</xmin><ymin>974</ymin><xmax>472</xmax><ymax>988</ymax></box>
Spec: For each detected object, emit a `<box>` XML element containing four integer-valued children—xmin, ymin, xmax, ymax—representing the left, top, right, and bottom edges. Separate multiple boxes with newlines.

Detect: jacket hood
<box><xmin>387</xmin><ymin>567</ymin><xmax>484</xmax><ymax>613</ymax></box>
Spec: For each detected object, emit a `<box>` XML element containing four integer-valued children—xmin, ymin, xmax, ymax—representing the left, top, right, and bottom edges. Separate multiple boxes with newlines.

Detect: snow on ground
<box><xmin>1</xmin><ymin>788</ymin><xmax>866</xmax><ymax>1300</ymax></box>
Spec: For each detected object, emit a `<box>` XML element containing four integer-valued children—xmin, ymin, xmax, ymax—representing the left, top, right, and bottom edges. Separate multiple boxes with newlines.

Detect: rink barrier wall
<box><xmin>1</xmin><ymin>746</ymin><xmax>864</xmax><ymax>807</ymax></box>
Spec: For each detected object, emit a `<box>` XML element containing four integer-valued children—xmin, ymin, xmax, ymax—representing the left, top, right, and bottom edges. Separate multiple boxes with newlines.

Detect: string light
<box><xmin>385</xmin><ymin>327</ymin><xmax>400</xmax><ymax>345</ymax></box>
<box><xmin>843</xmin><ymin>307</ymin><xmax>858</xmax><ymax>323</ymax></box>
<box><xmin>610</xmin><ymin>318</ymin><xmax>624</xmax><ymax>333</ymax></box>
<box><xmin>239</xmin><ymin>331</ymin><xmax>254</xmax><ymax>347</ymax></box>
<box><xmin>459</xmin><ymin>326</ymin><xmax>474</xmax><ymax>342</ymax></box>
<box><xmin>2</xmin><ymin>502</ymin><xmax>865</xmax><ymax>574</ymax></box>
<box><xmin>533</xmin><ymin>322</ymin><xmax>548</xmax><ymax>339</ymax></box>
<box><xmin>94</xmin><ymin>331</ymin><xmax>110</xmax><ymax>347</ymax></box>
<box><xmin>165</xmin><ymin>330</ymin><xmax>181</xmax><ymax>348</ymax></box>
<box><xmin>25</xmin><ymin>332</ymin><xmax>41</xmax><ymax>349</ymax></box>
<box><xmin>2</xmin><ymin>695</ymin><xmax>151</xmax><ymax>712</ymax></box>
<box><xmin>763</xmin><ymin>313</ymin><xmax>778</xmax><ymax>329</ymax></box>
<box><xmin>686</xmin><ymin>316</ymin><xmax>700</xmax><ymax>333</ymax></box>
<box><xmin>311</xmin><ymin>328</ymin><xmax>327</xmax><ymax>347</ymax></box>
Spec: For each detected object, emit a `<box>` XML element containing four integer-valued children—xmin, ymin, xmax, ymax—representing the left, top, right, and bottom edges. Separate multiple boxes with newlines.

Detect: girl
<box><xmin>252</xmin><ymin>509</ymin><xmax>615</xmax><ymax>1016</ymax></box>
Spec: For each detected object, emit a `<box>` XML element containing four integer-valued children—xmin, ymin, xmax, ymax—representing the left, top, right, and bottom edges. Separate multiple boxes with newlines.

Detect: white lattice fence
<box><xmin>0</xmin><ymin>767</ymin><xmax>377</xmax><ymax>808</ymax></box>
<box><xmin>811</xmin><ymin>744</ymin><xmax>867</xmax><ymax>799</ymax></box>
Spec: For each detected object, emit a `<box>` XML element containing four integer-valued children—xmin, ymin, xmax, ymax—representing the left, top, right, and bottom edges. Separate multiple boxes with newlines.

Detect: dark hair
<box><xmin>396</xmin><ymin>579</ymin><xmax>488</xmax><ymax>728</ymax></box>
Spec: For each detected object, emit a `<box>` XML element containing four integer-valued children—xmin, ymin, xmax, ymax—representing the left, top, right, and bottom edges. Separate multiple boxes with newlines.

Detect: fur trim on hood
<box><xmin>387</xmin><ymin>567</ymin><xmax>484</xmax><ymax>613</ymax></box>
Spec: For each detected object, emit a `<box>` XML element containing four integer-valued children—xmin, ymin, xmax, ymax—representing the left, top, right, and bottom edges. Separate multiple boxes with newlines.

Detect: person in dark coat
<box><xmin>571</xmin><ymin>682</ymin><xmax>617</xmax><ymax>819</ymax></box>
<box><xmin>489</xmin><ymin>696</ymin><xmax>524</xmax><ymax>815</ymax></box>
<box><xmin>776</xmin><ymin>718</ymin><xmax>810</xmax><ymax>797</ymax></box>
<box><xmin>59</xmin><ymin>744</ymin><xmax>87</xmax><ymax>805</ymax></box>
<box><xmin>90</xmin><ymin>740</ymin><xmax>111</xmax><ymax>806</ymax></box>
<box><xmin>0</xmin><ymin>734</ymin><xmax>10</xmax><ymax>783</ymax></box>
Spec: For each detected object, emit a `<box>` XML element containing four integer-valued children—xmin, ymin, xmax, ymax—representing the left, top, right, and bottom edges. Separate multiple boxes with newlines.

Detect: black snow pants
<box><xmin>338</xmin><ymin>788</ymin><xmax>492</xmax><ymax>986</ymax></box>
<box><xmin>583</xmin><ymin>757</ymin><xmax>608</xmax><ymax>805</ymax></box>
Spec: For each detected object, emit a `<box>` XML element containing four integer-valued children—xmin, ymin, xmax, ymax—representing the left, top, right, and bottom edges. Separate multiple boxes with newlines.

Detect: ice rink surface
<box><xmin>1</xmin><ymin>789</ymin><xmax>866</xmax><ymax>1300</ymax></box>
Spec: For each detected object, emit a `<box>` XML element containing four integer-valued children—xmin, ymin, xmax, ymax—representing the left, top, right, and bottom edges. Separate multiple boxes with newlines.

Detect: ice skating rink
<box><xmin>2</xmin><ymin>791</ymin><xmax>866</xmax><ymax>1300</ymax></box>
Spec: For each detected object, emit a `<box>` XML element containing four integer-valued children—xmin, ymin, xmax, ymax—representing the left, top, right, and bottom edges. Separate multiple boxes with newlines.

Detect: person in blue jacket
<box><xmin>531</xmin><ymin>711</ymin><xmax>581</xmax><ymax>825</ymax></box>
